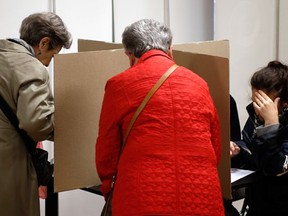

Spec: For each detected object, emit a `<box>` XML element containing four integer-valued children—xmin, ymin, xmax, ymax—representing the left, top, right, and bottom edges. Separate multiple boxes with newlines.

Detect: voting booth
<box><xmin>54</xmin><ymin>39</ymin><xmax>230</xmax><ymax>198</ymax></box>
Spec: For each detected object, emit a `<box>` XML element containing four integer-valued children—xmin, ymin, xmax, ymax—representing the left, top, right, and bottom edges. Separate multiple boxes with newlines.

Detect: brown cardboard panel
<box><xmin>78</xmin><ymin>39</ymin><xmax>123</xmax><ymax>52</ymax></box>
<box><xmin>54</xmin><ymin>50</ymin><xmax>129</xmax><ymax>192</ymax></box>
<box><xmin>173</xmin><ymin>50</ymin><xmax>230</xmax><ymax>198</ymax></box>
<box><xmin>173</xmin><ymin>40</ymin><xmax>229</xmax><ymax>58</ymax></box>
<box><xmin>55</xmin><ymin>39</ymin><xmax>231</xmax><ymax>199</ymax></box>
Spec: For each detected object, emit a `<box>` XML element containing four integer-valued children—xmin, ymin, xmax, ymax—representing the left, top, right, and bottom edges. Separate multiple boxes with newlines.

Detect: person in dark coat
<box><xmin>230</xmin><ymin>95</ymin><xmax>241</xmax><ymax>142</ymax></box>
<box><xmin>230</xmin><ymin>60</ymin><xmax>288</xmax><ymax>216</ymax></box>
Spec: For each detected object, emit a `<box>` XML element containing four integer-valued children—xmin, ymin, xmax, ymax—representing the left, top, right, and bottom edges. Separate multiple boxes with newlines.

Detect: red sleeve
<box><xmin>210</xmin><ymin>104</ymin><xmax>222</xmax><ymax>165</ymax></box>
<box><xmin>95</xmin><ymin>80</ymin><xmax>122</xmax><ymax>198</ymax></box>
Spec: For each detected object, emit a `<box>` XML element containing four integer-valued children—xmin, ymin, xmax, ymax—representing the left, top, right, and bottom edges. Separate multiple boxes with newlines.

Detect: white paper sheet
<box><xmin>231</xmin><ymin>168</ymin><xmax>255</xmax><ymax>183</ymax></box>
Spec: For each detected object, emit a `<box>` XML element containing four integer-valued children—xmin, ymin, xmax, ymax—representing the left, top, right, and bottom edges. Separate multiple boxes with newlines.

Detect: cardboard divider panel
<box><xmin>78</xmin><ymin>39</ymin><xmax>123</xmax><ymax>52</ymax></box>
<box><xmin>54</xmin><ymin>50</ymin><xmax>129</xmax><ymax>192</ymax></box>
<box><xmin>54</xmin><ymin>39</ymin><xmax>231</xmax><ymax>198</ymax></box>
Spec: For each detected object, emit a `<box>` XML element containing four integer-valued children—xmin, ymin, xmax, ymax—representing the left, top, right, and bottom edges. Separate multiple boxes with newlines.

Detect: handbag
<box><xmin>0</xmin><ymin>94</ymin><xmax>54</xmax><ymax>186</ymax></box>
<box><xmin>100</xmin><ymin>64</ymin><xmax>179</xmax><ymax>216</ymax></box>
<box><xmin>31</xmin><ymin>148</ymin><xmax>54</xmax><ymax>186</ymax></box>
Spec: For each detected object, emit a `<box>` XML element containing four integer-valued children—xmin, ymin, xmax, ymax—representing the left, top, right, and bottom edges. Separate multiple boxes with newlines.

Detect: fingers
<box><xmin>255</xmin><ymin>90</ymin><xmax>280</xmax><ymax>105</ymax></box>
<box><xmin>253</xmin><ymin>90</ymin><xmax>280</xmax><ymax>125</ymax></box>
<box><xmin>230</xmin><ymin>141</ymin><xmax>240</xmax><ymax>157</ymax></box>
<box><xmin>257</xmin><ymin>90</ymin><xmax>270</xmax><ymax>100</ymax></box>
<box><xmin>254</xmin><ymin>90</ymin><xmax>272</xmax><ymax>106</ymax></box>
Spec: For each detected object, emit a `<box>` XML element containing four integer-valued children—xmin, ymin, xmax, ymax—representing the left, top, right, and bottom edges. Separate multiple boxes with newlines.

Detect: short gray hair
<box><xmin>122</xmin><ymin>19</ymin><xmax>172</xmax><ymax>58</ymax></box>
<box><xmin>19</xmin><ymin>12</ymin><xmax>72</xmax><ymax>49</ymax></box>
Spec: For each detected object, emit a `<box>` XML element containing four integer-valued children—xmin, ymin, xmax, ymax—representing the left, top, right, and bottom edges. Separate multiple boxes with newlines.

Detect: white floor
<box><xmin>233</xmin><ymin>198</ymin><xmax>244</xmax><ymax>214</ymax></box>
<box><xmin>40</xmin><ymin>189</ymin><xmax>105</xmax><ymax>216</ymax></box>
<box><xmin>40</xmin><ymin>191</ymin><xmax>245</xmax><ymax>216</ymax></box>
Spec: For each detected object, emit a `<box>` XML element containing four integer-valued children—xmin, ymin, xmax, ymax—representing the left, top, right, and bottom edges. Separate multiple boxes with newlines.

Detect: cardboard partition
<box><xmin>54</xmin><ymin>39</ymin><xmax>230</xmax><ymax>199</ymax></box>
<box><xmin>78</xmin><ymin>39</ymin><xmax>123</xmax><ymax>52</ymax></box>
<box><xmin>54</xmin><ymin>50</ymin><xmax>129</xmax><ymax>192</ymax></box>
<box><xmin>173</xmin><ymin>40</ymin><xmax>229</xmax><ymax>58</ymax></box>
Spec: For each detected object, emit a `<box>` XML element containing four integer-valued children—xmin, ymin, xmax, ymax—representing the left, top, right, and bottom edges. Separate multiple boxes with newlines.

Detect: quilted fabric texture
<box><xmin>96</xmin><ymin>50</ymin><xmax>224</xmax><ymax>216</ymax></box>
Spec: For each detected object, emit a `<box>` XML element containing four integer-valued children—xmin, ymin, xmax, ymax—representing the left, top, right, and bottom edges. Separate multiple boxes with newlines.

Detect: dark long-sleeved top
<box><xmin>232</xmin><ymin>103</ymin><xmax>288</xmax><ymax>215</ymax></box>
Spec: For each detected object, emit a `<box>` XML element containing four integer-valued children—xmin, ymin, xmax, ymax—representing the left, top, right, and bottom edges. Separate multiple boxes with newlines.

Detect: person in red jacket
<box><xmin>96</xmin><ymin>19</ymin><xmax>224</xmax><ymax>216</ymax></box>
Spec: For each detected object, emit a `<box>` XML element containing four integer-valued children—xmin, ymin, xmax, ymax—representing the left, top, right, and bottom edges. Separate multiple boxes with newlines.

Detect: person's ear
<box><xmin>168</xmin><ymin>46</ymin><xmax>173</xmax><ymax>59</ymax></box>
<box><xmin>39</xmin><ymin>37</ymin><xmax>50</xmax><ymax>50</ymax></box>
<box><xmin>33</xmin><ymin>37</ymin><xmax>51</xmax><ymax>56</ymax></box>
<box><xmin>125</xmin><ymin>51</ymin><xmax>137</xmax><ymax>67</ymax></box>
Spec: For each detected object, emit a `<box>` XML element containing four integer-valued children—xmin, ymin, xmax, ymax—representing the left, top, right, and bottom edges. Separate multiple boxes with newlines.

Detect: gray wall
<box><xmin>215</xmin><ymin>0</ymin><xmax>286</xmax><ymax>128</ymax></box>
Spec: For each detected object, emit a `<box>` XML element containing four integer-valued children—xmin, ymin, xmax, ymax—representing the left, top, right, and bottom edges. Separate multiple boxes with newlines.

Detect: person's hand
<box><xmin>230</xmin><ymin>141</ymin><xmax>240</xmax><ymax>157</ymax></box>
<box><xmin>253</xmin><ymin>90</ymin><xmax>280</xmax><ymax>126</ymax></box>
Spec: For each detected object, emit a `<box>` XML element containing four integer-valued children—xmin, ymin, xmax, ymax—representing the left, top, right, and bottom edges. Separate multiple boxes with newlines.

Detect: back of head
<box><xmin>251</xmin><ymin>60</ymin><xmax>288</xmax><ymax>102</ymax></box>
<box><xmin>19</xmin><ymin>12</ymin><xmax>72</xmax><ymax>49</ymax></box>
<box><xmin>122</xmin><ymin>19</ymin><xmax>172</xmax><ymax>58</ymax></box>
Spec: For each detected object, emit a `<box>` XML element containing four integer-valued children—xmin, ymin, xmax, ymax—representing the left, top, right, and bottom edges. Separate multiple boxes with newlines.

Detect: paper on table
<box><xmin>231</xmin><ymin>168</ymin><xmax>255</xmax><ymax>183</ymax></box>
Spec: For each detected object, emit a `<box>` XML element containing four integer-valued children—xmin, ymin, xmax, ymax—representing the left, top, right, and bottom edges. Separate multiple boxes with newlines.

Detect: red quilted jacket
<box><xmin>96</xmin><ymin>50</ymin><xmax>224</xmax><ymax>216</ymax></box>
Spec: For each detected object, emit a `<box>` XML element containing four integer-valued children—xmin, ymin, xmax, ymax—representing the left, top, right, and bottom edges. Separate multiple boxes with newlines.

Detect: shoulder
<box><xmin>105</xmin><ymin>66</ymin><xmax>138</xmax><ymax>91</ymax></box>
<box><xmin>172</xmin><ymin>66</ymin><xmax>210</xmax><ymax>94</ymax></box>
<box><xmin>13</xmin><ymin>55</ymin><xmax>49</xmax><ymax>84</ymax></box>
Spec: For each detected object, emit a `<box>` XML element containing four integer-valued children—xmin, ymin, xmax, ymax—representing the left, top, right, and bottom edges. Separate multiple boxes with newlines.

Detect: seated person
<box><xmin>230</xmin><ymin>60</ymin><xmax>288</xmax><ymax>215</ymax></box>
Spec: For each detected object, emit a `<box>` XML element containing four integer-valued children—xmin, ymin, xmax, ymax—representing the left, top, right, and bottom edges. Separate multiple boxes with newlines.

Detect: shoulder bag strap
<box><xmin>109</xmin><ymin>64</ymin><xmax>179</xmax><ymax>189</ymax></box>
<box><xmin>121</xmin><ymin>64</ymin><xmax>179</xmax><ymax>153</ymax></box>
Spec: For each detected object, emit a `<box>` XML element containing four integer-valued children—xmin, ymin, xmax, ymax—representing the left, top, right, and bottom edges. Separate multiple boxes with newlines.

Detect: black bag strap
<box><xmin>0</xmin><ymin>94</ymin><xmax>37</xmax><ymax>153</ymax></box>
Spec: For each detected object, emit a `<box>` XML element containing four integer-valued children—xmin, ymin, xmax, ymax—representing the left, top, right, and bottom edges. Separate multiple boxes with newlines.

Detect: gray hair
<box><xmin>19</xmin><ymin>12</ymin><xmax>72</xmax><ymax>49</ymax></box>
<box><xmin>122</xmin><ymin>19</ymin><xmax>173</xmax><ymax>58</ymax></box>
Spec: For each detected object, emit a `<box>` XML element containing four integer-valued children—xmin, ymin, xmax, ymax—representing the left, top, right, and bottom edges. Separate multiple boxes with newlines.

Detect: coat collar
<box><xmin>138</xmin><ymin>50</ymin><xmax>172</xmax><ymax>64</ymax></box>
<box><xmin>246</xmin><ymin>103</ymin><xmax>255</xmax><ymax>119</ymax></box>
<box><xmin>7</xmin><ymin>38</ymin><xmax>35</xmax><ymax>57</ymax></box>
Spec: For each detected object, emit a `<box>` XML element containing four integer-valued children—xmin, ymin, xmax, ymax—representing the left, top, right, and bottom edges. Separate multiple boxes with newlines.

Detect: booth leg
<box><xmin>45</xmin><ymin>178</ymin><xmax>58</xmax><ymax>216</ymax></box>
